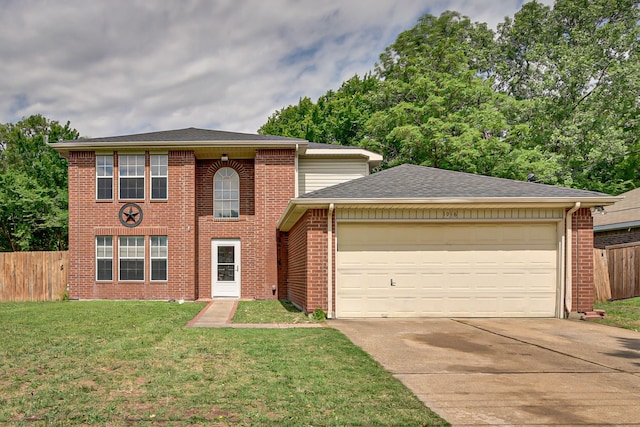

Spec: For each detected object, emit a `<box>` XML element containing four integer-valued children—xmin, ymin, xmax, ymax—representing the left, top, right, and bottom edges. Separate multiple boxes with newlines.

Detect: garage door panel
<box><xmin>336</xmin><ymin>222</ymin><xmax>558</xmax><ymax>318</ymax></box>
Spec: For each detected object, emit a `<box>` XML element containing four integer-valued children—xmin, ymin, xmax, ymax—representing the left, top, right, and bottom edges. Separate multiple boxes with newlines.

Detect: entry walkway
<box><xmin>187</xmin><ymin>300</ymin><xmax>324</xmax><ymax>328</ymax></box>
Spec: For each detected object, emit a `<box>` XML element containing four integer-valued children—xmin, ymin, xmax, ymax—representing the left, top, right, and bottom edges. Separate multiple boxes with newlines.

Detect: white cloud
<box><xmin>0</xmin><ymin>0</ymin><xmax>554</xmax><ymax>138</ymax></box>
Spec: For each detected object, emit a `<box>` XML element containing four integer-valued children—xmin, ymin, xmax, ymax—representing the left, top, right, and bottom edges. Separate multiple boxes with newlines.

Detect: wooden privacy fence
<box><xmin>0</xmin><ymin>251</ymin><xmax>68</xmax><ymax>302</ymax></box>
<box><xmin>593</xmin><ymin>243</ymin><xmax>640</xmax><ymax>302</ymax></box>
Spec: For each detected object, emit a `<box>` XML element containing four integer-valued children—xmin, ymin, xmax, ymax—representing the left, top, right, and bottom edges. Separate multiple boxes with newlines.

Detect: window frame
<box><xmin>150</xmin><ymin>236</ymin><xmax>168</xmax><ymax>281</ymax></box>
<box><xmin>119</xmin><ymin>154</ymin><xmax>145</xmax><ymax>200</ymax></box>
<box><xmin>150</xmin><ymin>154</ymin><xmax>168</xmax><ymax>200</ymax></box>
<box><xmin>213</xmin><ymin>167</ymin><xmax>240</xmax><ymax>219</ymax></box>
<box><xmin>96</xmin><ymin>236</ymin><xmax>113</xmax><ymax>281</ymax></box>
<box><xmin>96</xmin><ymin>155</ymin><xmax>114</xmax><ymax>200</ymax></box>
<box><xmin>118</xmin><ymin>236</ymin><xmax>145</xmax><ymax>281</ymax></box>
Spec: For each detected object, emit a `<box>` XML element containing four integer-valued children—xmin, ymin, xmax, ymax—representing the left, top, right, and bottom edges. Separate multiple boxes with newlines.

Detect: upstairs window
<box><xmin>119</xmin><ymin>154</ymin><xmax>145</xmax><ymax>199</ymax></box>
<box><xmin>150</xmin><ymin>155</ymin><xmax>168</xmax><ymax>200</ymax></box>
<box><xmin>96</xmin><ymin>155</ymin><xmax>113</xmax><ymax>200</ymax></box>
<box><xmin>214</xmin><ymin>167</ymin><xmax>239</xmax><ymax>218</ymax></box>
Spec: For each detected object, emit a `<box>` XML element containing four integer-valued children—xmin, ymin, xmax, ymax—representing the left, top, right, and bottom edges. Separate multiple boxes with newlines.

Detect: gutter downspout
<box><xmin>565</xmin><ymin>202</ymin><xmax>580</xmax><ymax>317</ymax></box>
<box><xmin>294</xmin><ymin>144</ymin><xmax>299</xmax><ymax>197</ymax></box>
<box><xmin>327</xmin><ymin>203</ymin><xmax>335</xmax><ymax>319</ymax></box>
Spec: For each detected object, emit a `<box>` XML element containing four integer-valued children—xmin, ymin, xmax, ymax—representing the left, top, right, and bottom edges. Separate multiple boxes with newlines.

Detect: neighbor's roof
<box><xmin>300</xmin><ymin>164</ymin><xmax>612</xmax><ymax>199</ymax></box>
<box><xmin>593</xmin><ymin>187</ymin><xmax>640</xmax><ymax>231</ymax></box>
<box><xmin>278</xmin><ymin>164</ymin><xmax>621</xmax><ymax>231</ymax></box>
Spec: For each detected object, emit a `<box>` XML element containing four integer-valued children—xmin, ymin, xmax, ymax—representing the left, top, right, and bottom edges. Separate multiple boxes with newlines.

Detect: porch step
<box><xmin>582</xmin><ymin>310</ymin><xmax>606</xmax><ymax>320</ymax></box>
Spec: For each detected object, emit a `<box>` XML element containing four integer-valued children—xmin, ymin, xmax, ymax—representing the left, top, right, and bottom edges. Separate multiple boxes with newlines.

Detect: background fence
<box><xmin>594</xmin><ymin>243</ymin><xmax>640</xmax><ymax>302</ymax></box>
<box><xmin>0</xmin><ymin>251</ymin><xmax>68</xmax><ymax>302</ymax></box>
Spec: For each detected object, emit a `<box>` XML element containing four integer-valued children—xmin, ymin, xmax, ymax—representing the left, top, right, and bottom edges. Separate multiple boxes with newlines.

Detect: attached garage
<box><xmin>336</xmin><ymin>222</ymin><xmax>560</xmax><ymax>318</ymax></box>
<box><xmin>277</xmin><ymin>164</ymin><xmax>619</xmax><ymax>319</ymax></box>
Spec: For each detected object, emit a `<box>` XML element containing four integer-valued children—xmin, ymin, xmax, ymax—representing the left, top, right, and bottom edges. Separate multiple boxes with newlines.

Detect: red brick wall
<box><xmin>67</xmin><ymin>150</ymin><xmax>196</xmax><ymax>300</ymax></box>
<box><xmin>285</xmin><ymin>209</ymin><xmax>329</xmax><ymax>313</ymax></box>
<box><xmin>594</xmin><ymin>228</ymin><xmax>640</xmax><ymax>249</ymax></box>
<box><xmin>286</xmin><ymin>214</ymin><xmax>308</xmax><ymax>309</ymax></box>
<box><xmin>195</xmin><ymin>150</ymin><xmax>295</xmax><ymax>300</ymax></box>
<box><xmin>571</xmin><ymin>207</ymin><xmax>595</xmax><ymax>313</ymax></box>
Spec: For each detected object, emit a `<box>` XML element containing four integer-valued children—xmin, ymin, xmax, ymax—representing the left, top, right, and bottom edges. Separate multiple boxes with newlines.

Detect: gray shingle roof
<box><xmin>66</xmin><ymin>127</ymin><xmax>306</xmax><ymax>144</ymax></box>
<box><xmin>300</xmin><ymin>164</ymin><xmax>610</xmax><ymax>199</ymax></box>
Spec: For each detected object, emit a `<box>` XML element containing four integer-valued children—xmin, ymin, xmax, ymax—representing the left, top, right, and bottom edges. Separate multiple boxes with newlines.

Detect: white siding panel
<box><xmin>299</xmin><ymin>159</ymin><xmax>369</xmax><ymax>194</ymax></box>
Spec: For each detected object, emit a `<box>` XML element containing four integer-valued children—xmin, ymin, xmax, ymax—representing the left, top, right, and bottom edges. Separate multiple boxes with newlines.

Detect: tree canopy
<box><xmin>260</xmin><ymin>1</ymin><xmax>640</xmax><ymax>195</ymax></box>
<box><xmin>0</xmin><ymin>115</ymin><xmax>79</xmax><ymax>251</ymax></box>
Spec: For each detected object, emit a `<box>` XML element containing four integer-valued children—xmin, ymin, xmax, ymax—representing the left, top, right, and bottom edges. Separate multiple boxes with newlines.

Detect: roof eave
<box><xmin>277</xmin><ymin>196</ymin><xmax>622</xmax><ymax>231</ymax></box>
<box><xmin>50</xmin><ymin>139</ymin><xmax>308</xmax><ymax>156</ymax></box>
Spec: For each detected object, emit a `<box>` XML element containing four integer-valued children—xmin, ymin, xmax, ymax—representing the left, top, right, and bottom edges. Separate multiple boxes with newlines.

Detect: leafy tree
<box><xmin>493</xmin><ymin>0</ymin><xmax>640</xmax><ymax>192</ymax></box>
<box><xmin>0</xmin><ymin>115</ymin><xmax>79</xmax><ymax>251</ymax></box>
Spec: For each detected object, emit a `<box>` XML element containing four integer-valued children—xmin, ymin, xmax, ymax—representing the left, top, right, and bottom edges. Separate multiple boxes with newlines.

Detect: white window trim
<box><xmin>118</xmin><ymin>236</ymin><xmax>145</xmax><ymax>282</ymax></box>
<box><xmin>150</xmin><ymin>154</ymin><xmax>168</xmax><ymax>200</ymax></box>
<box><xmin>96</xmin><ymin>155</ymin><xmax>114</xmax><ymax>200</ymax></box>
<box><xmin>150</xmin><ymin>236</ymin><xmax>168</xmax><ymax>281</ymax></box>
<box><xmin>214</xmin><ymin>167</ymin><xmax>240</xmax><ymax>219</ymax></box>
<box><xmin>96</xmin><ymin>236</ymin><xmax>113</xmax><ymax>281</ymax></box>
<box><xmin>119</xmin><ymin>154</ymin><xmax>146</xmax><ymax>200</ymax></box>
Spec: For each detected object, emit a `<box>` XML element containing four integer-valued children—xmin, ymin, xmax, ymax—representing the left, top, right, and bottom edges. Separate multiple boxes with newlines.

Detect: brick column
<box><xmin>571</xmin><ymin>207</ymin><xmax>595</xmax><ymax>313</ymax></box>
<box><xmin>255</xmin><ymin>149</ymin><xmax>295</xmax><ymax>299</ymax></box>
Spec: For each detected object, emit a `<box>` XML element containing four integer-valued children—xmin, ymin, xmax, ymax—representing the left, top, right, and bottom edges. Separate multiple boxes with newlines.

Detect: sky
<box><xmin>0</xmin><ymin>0</ymin><xmax>553</xmax><ymax>139</ymax></box>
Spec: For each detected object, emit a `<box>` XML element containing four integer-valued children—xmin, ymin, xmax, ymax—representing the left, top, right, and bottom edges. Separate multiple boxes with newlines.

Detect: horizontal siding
<box><xmin>337</xmin><ymin>207</ymin><xmax>564</xmax><ymax>221</ymax></box>
<box><xmin>299</xmin><ymin>159</ymin><xmax>369</xmax><ymax>194</ymax></box>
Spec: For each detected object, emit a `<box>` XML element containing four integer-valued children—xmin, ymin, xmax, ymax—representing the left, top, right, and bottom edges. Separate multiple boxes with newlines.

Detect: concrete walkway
<box><xmin>186</xmin><ymin>300</ymin><xmax>325</xmax><ymax>328</ymax></box>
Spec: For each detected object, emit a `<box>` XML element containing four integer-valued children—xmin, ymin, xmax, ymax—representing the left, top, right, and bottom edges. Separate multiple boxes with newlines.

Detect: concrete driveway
<box><xmin>330</xmin><ymin>318</ymin><xmax>640</xmax><ymax>426</ymax></box>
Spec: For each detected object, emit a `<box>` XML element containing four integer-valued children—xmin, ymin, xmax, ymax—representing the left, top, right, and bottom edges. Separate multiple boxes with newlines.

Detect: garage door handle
<box><xmin>390</xmin><ymin>279</ymin><xmax>396</xmax><ymax>286</ymax></box>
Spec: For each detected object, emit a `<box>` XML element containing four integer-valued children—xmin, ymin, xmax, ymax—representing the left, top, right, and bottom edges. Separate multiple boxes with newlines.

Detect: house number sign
<box><xmin>119</xmin><ymin>203</ymin><xmax>143</xmax><ymax>228</ymax></box>
<box><xmin>442</xmin><ymin>210</ymin><xmax>459</xmax><ymax>219</ymax></box>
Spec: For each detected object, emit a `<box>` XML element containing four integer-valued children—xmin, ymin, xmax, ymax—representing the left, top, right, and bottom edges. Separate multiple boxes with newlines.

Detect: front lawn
<box><xmin>0</xmin><ymin>301</ymin><xmax>447</xmax><ymax>426</ymax></box>
<box><xmin>593</xmin><ymin>297</ymin><xmax>640</xmax><ymax>331</ymax></box>
<box><xmin>232</xmin><ymin>299</ymin><xmax>321</xmax><ymax>324</ymax></box>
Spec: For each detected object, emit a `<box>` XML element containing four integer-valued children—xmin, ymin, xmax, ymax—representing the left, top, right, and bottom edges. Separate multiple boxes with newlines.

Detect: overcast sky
<box><xmin>0</xmin><ymin>0</ymin><xmax>553</xmax><ymax>138</ymax></box>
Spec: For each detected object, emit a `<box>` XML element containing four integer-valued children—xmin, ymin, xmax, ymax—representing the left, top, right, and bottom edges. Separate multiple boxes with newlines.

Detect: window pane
<box><xmin>97</xmin><ymin>259</ymin><xmax>113</xmax><ymax>281</ymax></box>
<box><xmin>120</xmin><ymin>177</ymin><xmax>144</xmax><ymax>199</ymax></box>
<box><xmin>151</xmin><ymin>177</ymin><xmax>167</xmax><ymax>199</ymax></box>
<box><xmin>97</xmin><ymin>178</ymin><xmax>113</xmax><ymax>199</ymax></box>
<box><xmin>120</xmin><ymin>260</ymin><xmax>144</xmax><ymax>281</ymax></box>
<box><xmin>151</xmin><ymin>259</ymin><xmax>167</xmax><ymax>281</ymax></box>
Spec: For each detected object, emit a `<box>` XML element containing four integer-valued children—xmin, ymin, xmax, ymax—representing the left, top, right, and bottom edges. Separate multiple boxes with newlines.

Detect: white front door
<box><xmin>212</xmin><ymin>239</ymin><xmax>241</xmax><ymax>298</ymax></box>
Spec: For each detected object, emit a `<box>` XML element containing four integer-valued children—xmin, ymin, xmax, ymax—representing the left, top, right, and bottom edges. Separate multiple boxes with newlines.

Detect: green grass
<box><xmin>593</xmin><ymin>297</ymin><xmax>640</xmax><ymax>331</ymax></box>
<box><xmin>232</xmin><ymin>299</ymin><xmax>320</xmax><ymax>324</ymax></box>
<box><xmin>0</xmin><ymin>301</ymin><xmax>447</xmax><ymax>426</ymax></box>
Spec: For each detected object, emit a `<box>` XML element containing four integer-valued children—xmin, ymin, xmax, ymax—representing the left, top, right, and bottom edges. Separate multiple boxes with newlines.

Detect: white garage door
<box><xmin>336</xmin><ymin>222</ymin><xmax>558</xmax><ymax>318</ymax></box>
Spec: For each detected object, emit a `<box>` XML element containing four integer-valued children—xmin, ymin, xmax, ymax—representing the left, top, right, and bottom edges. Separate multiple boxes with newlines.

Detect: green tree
<box><xmin>493</xmin><ymin>0</ymin><xmax>640</xmax><ymax>192</ymax></box>
<box><xmin>0</xmin><ymin>115</ymin><xmax>79</xmax><ymax>251</ymax></box>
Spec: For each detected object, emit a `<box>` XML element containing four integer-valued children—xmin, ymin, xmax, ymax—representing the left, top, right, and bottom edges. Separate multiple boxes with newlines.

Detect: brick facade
<box><xmin>594</xmin><ymin>227</ymin><xmax>640</xmax><ymax>249</ymax></box>
<box><xmin>68</xmin><ymin>148</ymin><xmax>294</xmax><ymax>301</ymax></box>
<box><xmin>68</xmin><ymin>150</ymin><xmax>196</xmax><ymax>300</ymax></box>
<box><xmin>194</xmin><ymin>150</ymin><xmax>295</xmax><ymax>300</ymax></box>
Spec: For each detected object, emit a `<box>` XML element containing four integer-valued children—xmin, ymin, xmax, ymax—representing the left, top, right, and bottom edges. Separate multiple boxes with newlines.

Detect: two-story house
<box><xmin>52</xmin><ymin>127</ymin><xmax>618</xmax><ymax>318</ymax></box>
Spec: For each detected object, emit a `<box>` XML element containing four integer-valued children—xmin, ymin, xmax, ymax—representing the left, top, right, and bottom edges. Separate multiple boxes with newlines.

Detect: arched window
<box><xmin>214</xmin><ymin>167</ymin><xmax>239</xmax><ymax>218</ymax></box>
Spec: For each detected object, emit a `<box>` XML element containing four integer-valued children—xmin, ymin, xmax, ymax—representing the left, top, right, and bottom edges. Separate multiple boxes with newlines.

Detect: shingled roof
<box><xmin>65</xmin><ymin>127</ymin><xmax>306</xmax><ymax>144</ymax></box>
<box><xmin>300</xmin><ymin>164</ymin><xmax>611</xmax><ymax>200</ymax></box>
